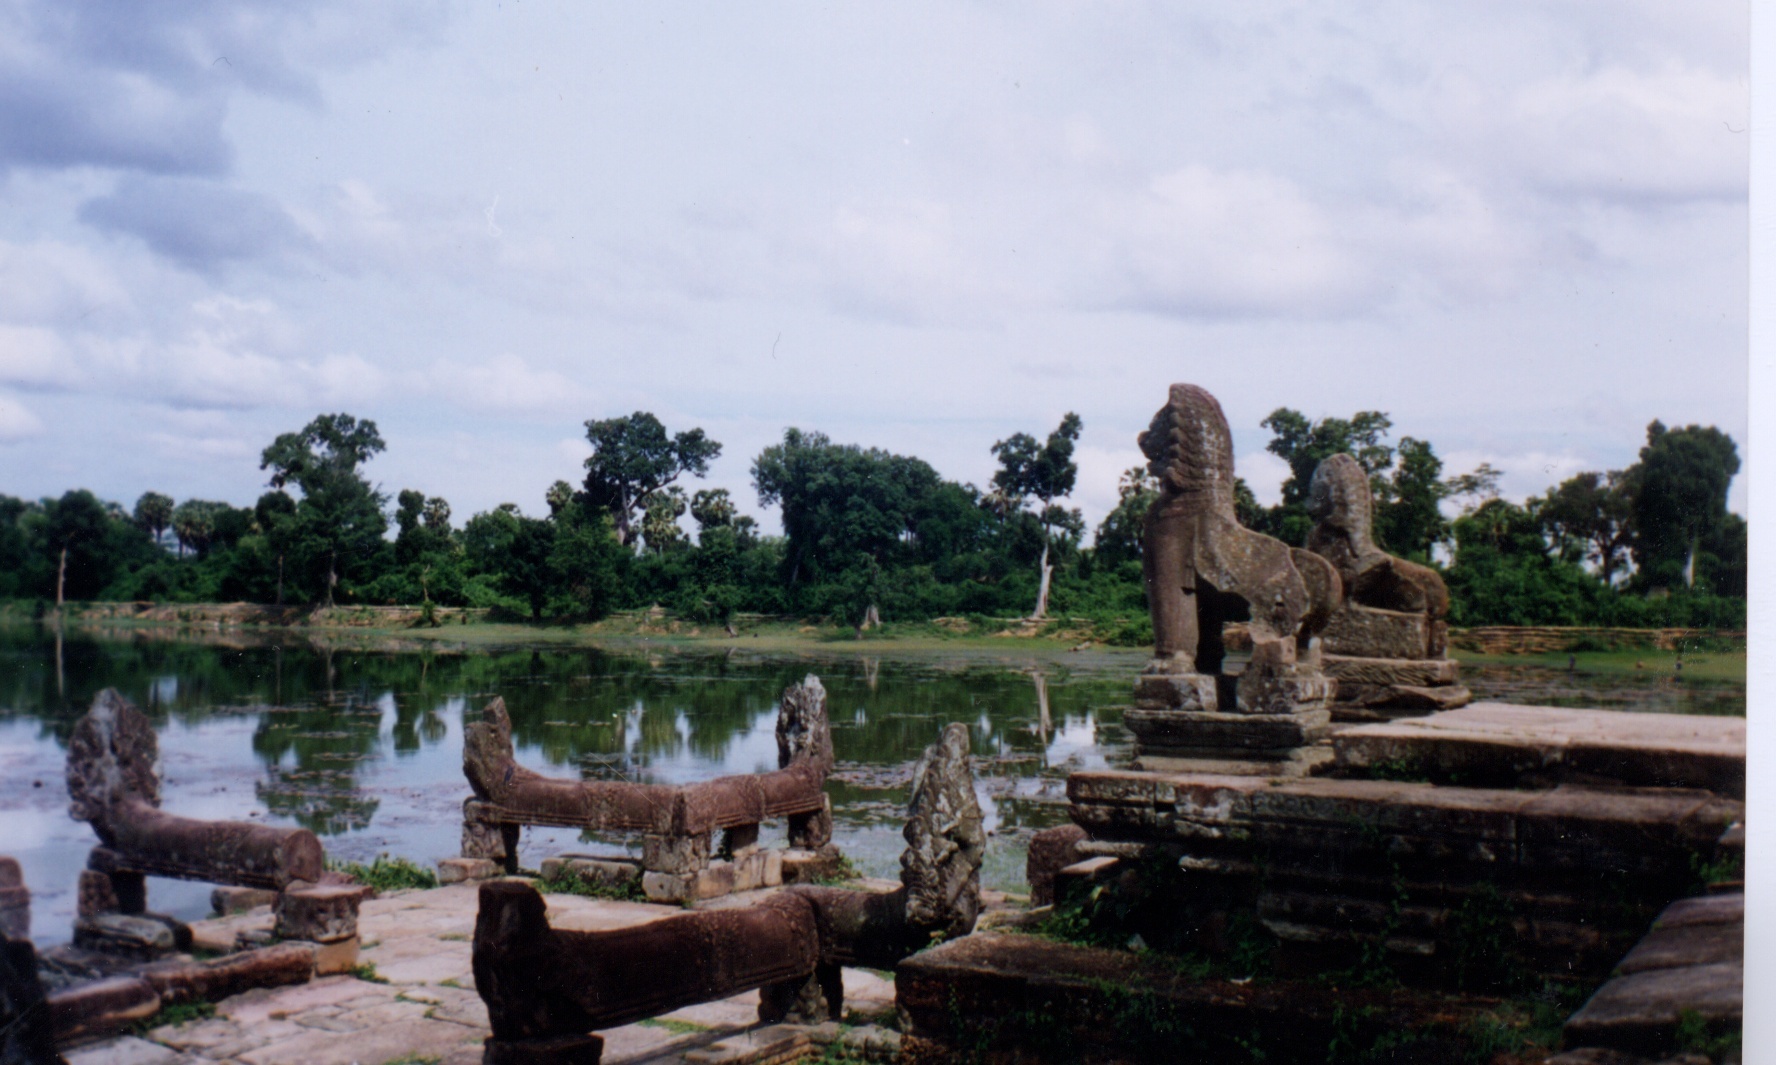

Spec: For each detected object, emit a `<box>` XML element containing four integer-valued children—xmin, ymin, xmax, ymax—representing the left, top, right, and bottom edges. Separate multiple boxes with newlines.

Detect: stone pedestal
<box><xmin>1126</xmin><ymin>642</ymin><xmax>1335</xmax><ymax>777</ymax></box>
<box><xmin>0</xmin><ymin>856</ymin><xmax>29</xmax><ymax>940</ymax></box>
<box><xmin>1321</xmin><ymin>607</ymin><xmax>1470</xmax><ymax>720</ymax></box>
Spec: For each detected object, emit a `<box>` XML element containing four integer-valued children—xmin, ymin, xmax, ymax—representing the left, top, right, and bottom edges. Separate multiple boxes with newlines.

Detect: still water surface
<box><xmin>0</xmin><ymin>625</ymin><xmax>1742</xmax><ymax>944</ymax></box>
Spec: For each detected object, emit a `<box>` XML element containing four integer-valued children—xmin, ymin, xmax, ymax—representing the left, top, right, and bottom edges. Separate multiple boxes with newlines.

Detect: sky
<box><xmin>0</xmin><ymin>1</ymin><xmax>1750</xmax><ymax>536</ymax></box>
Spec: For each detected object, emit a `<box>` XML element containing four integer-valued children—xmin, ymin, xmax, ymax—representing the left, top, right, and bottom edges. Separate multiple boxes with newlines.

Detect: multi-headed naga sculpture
<box><xmin>65</xmin><ymin>689</ymin><xmax>367</xmax><ymax>964</ymax></box>
<box><xmin>472</xmin><ymin>722</ymin><xmax>984</xmax><ymax>1065</ymax></box>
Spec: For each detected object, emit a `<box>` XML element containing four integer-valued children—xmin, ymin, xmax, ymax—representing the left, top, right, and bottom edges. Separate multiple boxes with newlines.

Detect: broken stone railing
<box><xmin>65</xmin><ymin>689</ymin><xmax>368</xmax><ymax>972</ymax></box>
<box><xmin>457</xmin><ymin>675</ymin><xmax>838</xmax><ymax>902</ymax></box>
<box><xmin>472</xmin><ymin>723</ymin><xmax>984</xmax><ymax>1065</ymax></box>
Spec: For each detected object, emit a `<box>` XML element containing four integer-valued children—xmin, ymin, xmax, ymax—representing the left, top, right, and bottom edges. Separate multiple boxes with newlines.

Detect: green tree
<box><xmin>1092</xmin><ymin>466</ymin><xmax>1158</xmax><ymax>566</ymax></box>
<box><xmin>1443</xmin><ymin>498</ymin><xmax>1603</xmax><ymax>625</ymax></box>
<box><xmin>640</xmin><ymin>486</ymin><xmax>689</xmax><ymax>555</ymax></box>
<box><xmin>1536</xmin><ymin>471</ymin><xmax>1635</xmax><ymax>586</ymax></box>
<box><xmin>1629</xmin><ymin>421</ymin><xmax>1740</xmax><ymax>591</ymax></box>
<box><xmin>752</xmin><ymin>428</ymin><xmax>952</xmax><ymax>622</ymax></box>
<box><xmin>991</xmin><ymin>413</ymin><xmax>1082</xmax><ymax>619</ymax></box>
<box><xmin>549</xmin><ymin>506</ymin><xmax>625</xmax><ymax>619</ymax></box>
<box><xmin>580</xmin><ymin>413</ymin><xmax>721</xmax><ymax>548</ymax></box>
<box><xmin>170</xmin><ymin>499</ymin><xmax>217</xmax><ymax>559</ymax></box>
<box><xmin>133</xmin><ymin>492</ymin><xmax>174</xmax><ymax>550</ymax></box>
<box><xmin>45</xmin><ymin>490</ymin><xmax>114</xmax><ymax>605</ymax></box>
<box><xmin>260</xmin><ymin>413</ymin><xmax>389</xmax><ymax>606</ymax></box>
<box><xmin>1372</xmin><ymin>437</ymin><xmax>1446</xmax><ymax>561</ymax></box>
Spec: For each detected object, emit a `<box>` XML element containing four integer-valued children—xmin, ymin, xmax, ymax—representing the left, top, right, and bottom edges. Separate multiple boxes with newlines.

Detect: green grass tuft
<box><xmin>326</xmin><ymin>853</ymin><xmax>439</xmax><ymax>892</ymax></box>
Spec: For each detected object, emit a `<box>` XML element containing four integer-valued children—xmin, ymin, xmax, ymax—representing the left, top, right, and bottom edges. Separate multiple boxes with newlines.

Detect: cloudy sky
<box><xmin>0</xmin><ymin>1</ymin><xmax>1750</xmax><ymax>534</ymax></box>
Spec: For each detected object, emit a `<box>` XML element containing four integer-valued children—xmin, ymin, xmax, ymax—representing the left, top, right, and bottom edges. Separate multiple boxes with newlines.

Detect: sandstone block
<box><xmin>1025</xmin><ymin>824</ymin><xmax>1088</xmax><ymax>907</ymax></box>
<box><xmin>1322</xmin><ymin>604</ymin><xmax>1431</xmax><ymax>660</ymax></box>
<box><xmin>780</xmin><ymin>848</ymin><xmax>846</xmax><ymax>884</ymax></box>
<box><xmin>274</xmin><ymin>883</ymin><xmax>369</xmax><ymax>943</ymax></box>
<box><xmin>212</xmin><ymin>886</ymin><xmax>279</xmax><ymax>915</ymax></box>
<box><xmin>72</xmin><ymin>914</ymin><xmax>176</xmax><ymax>955</ymax></box>
<box><xmin>1616</xmin><ymin>922</ymin><xmax>1741</xmax><ymax>975</ymax></box>
<box><xmin>436</xmin><ymin>857</ymin><xmax>499</xmax><ymax>885</ymax></box>
<box><xmin>1235</xmin><ymin>662</ymin><xmax>1335</xmax><ymax>716</ymax></box>
<box><xmin>309</xmin><ymin>935</ymin><xmax>361</xmax><ymax>976</ymax></box>
<box><xmin>1563</xmin><ymin>961</ymin><xmax>1742</xmax><ymax>1054</ymax></box>
<box><xmin>46</xmin><ymin>975</ymin><xmax>161</xmax><ymax>1044</ymax></box>
<box><xmin>1134</xmin><ymin>672</ymin><xmax>1218</xmax><ymax>712</ymax></box>
<box><xmin>1126</xmin><ymin>707</ymin><xmax>1331</xmax><ymax>748</ymax></box>
<box><xmin>762</xmin><ymin>847</ymin><xmax>784</xmax><ymax>887</ymax></box>
<box><xmin>642</xmin><ymin>832</ymin><xmax>711</xmax><ymax>875</ymax></box>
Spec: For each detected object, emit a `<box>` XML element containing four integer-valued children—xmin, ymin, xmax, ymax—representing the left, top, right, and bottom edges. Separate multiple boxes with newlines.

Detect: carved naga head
<box><xmin>1307</xmin><ymin>453</ymin><xmax>1375</xmax><ymax>551</ymax></box>
<box><xmin>1138</xmin><ymin>384</ymin><xmax>1236</xmax><ymax>504</ymax></box>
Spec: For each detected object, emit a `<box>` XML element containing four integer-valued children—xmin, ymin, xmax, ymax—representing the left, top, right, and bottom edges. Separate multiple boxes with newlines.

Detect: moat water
<box><xmin>0</xmin><ymin>623</ymin><xmax>1742</xmax><ymax>943</ymax></box>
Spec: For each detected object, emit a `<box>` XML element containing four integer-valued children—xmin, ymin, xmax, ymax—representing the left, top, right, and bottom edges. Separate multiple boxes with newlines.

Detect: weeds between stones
<box><xmin>534</xmin><ymin>866</ymin><xmax>648</xmax><ymax>903</ymax></box>
<box><xmin>637</xmin><ymin>1017</ymin><xmax>708</xmax><ymax>1034</ymax></box>
<box><xmin>132</xmin><ymin>999</ymin><xmax>215</xmax><ymax>1034</ymax></box>
<box><xmin>327</xmin><ymin>854</ymin><xmax>438</xmax><ymax>892</ymax></box>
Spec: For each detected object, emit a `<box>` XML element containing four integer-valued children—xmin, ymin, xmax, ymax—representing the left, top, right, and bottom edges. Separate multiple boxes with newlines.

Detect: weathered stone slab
<box><xmin>1655</xmin><ymin>892</ymin><xmax>1742</xmax><ymax>930</ymax></box>
<box><xmin>47</xmin><ymin>975</ymin><xmax>162</xmax><ymax>1044</ymax></box>
<box><xmin>1124</xmin><ymin>707</ymin><xmax>1331</xmax><ymax>748</ymax></box>
<box><xmin>1616</xmin><ymin>921</ymin><xmax>1741</xmax><ymax>975</ymax></box>
<box><xmin>1334</xmin><ymin>703</ymin><xmax>1745</xmax><ymax>797</ymax></box>
<box><xmin>212</xmin><ymin>886</ymin><xmax>279</xmax><ymax>916</ymax></box>
<box><xmin>72</xmin><ymin>914</ymin><xmax>181</xmax><ymax>955</ymax></box>
<box><xmin>140</xmin><ymin>944</ymin><xmax>315</xmax><ymax>1005</ymax></box>
<box><xmin>1564</xmin><ymin>961</ymin><xmax>1742</xmax><ymax>1054</ymax></box>
<box><xmin>436</xmin><ymin>857</ymin><xmax>499</xmax><ymax>885</ymax></box>
<box><xmin>1323</xmin><ymin>655</ymin><xmax>1459</xmax><ymax>686</ymax></box>
<box><xmin>1321</xmin><ymin>604</ymin><xmax>1430</xmax><ymax>659</ymax></box>
<box><xmin>1131</xmin><ymin>747</ymin><xmax>1333</xmax><ymax>778</ymax></box>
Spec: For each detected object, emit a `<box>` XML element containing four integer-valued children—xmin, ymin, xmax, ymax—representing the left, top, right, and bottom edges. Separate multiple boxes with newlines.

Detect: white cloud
<box><xmin>427</xmin><ymin>353</ymin><xmax>593</xmax><ymax>416</ymax></box>
<box><xmin>0</xmin><ymin>392</ymin><xmax>45</xmax><ymax>442</ymax></box>
<box><xmin>1089</xmin><ymin>165</ymin><xmax>1379</xmax><ymax>318</ymax></box>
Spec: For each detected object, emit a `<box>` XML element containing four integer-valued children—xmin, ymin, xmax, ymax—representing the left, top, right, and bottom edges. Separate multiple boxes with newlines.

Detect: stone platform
<box><xmin>1333</xmin><ymin>703</ymin><xmax>1746</xmax><ymax>797</ymax></box>
<box><xmin>895</xmin><ymin>932</ymin><xmax>1523</xmax><ymax>1063</ymax></box>
<box><xmin>62</xmin><ymin>880</ymin><xmax>902</xmax><ymax>1065</ymax></box>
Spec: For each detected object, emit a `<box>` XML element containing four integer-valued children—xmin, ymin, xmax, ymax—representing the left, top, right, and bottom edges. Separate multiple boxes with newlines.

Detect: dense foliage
<box><xmin>0</xmin><ymin>408</ymin><xmax>1746</xmax><ymax>630</ymax></box>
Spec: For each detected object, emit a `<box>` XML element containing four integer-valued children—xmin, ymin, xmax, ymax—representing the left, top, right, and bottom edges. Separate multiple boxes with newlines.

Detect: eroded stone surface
<box><xmin>1333</xmin><ymin>703</ymin><xmax>1746</xmax><ymax>796</ymax></box>
<box><xmin>1025</xmin><ymin>825</ymin><xmax>1087</xmax><ymax>908</ymax></box>
<box><xmin>900</xmin><ymin>724</ymin><xmax>985</xmax><ymax>941</ymax></box>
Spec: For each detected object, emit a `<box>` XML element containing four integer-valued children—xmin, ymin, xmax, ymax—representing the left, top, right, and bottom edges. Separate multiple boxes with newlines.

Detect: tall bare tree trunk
<box><xmin>1031</xmin><ymin>540</ymin><xmax>1053</xmax><ymax>620</ymax></box>
<box><xmin>1684</xmin><ymin>535</ymin><xmax>1697</xmax><ymax>589</ymax></box>
<box><xmin>326</xmin><ymin>551</ymin><xmax>338</xmax><ymax>607</ymax></box>
<box><xmin>56</xmin><ymin>546</ymin><xmax>67</xmax><ymax>607</ymax></box>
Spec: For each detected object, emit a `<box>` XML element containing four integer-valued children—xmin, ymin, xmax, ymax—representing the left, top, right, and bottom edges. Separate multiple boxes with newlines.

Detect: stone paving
<box><xmin>66</xmin><ymin>881</ymin><xmax>899</xmax><ymax>1065</ymax></box>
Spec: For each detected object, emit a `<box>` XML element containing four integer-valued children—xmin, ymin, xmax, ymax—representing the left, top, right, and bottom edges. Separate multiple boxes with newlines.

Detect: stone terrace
<box><xmin>68</xmin><ymin>881</ymin><xmax>899</xmax><ymax>1065</ymax></box>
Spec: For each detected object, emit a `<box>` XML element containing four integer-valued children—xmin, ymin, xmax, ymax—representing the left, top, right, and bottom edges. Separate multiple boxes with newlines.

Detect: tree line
<box><xmin>0</xmin><ymin>406</ymin><xmax>1746</xmax><ymax>633</ymax></box>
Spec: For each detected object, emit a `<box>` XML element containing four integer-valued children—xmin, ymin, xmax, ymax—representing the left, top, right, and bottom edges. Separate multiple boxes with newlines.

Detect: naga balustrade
<box><xmin>472</xmin><ymin>723</ymin><xmax>984</xmax><ymax>1065</ymax></box>
<box><xmin>65</xmin><ymin>689</ymin><xmax>367</xmax><ymax>968</ymax></box>
<box><xmin>459</xmin><ymin>676</ymin><xmax>836</xmax><ymax>901</ymax></box>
